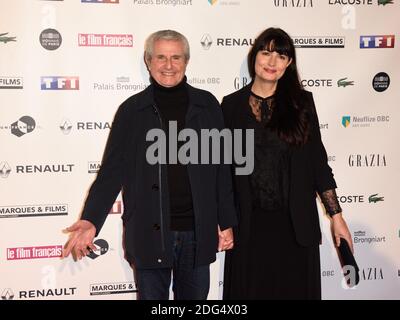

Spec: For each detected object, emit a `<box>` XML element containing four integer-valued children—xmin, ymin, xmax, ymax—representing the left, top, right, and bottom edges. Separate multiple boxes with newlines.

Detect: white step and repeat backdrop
<box><xmin>1</xmin><ymin>0</ymin><xmax>399</xmax><ymax>300</ymax></box>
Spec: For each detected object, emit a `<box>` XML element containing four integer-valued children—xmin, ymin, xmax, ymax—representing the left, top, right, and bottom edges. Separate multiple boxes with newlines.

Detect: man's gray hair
<box><xmin>144</xmin><ymin>30</ymin><xmax>190</xmax><ymax>63</ymax></box>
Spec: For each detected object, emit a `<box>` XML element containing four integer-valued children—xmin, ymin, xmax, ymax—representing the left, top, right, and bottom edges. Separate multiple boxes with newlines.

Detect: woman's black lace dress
<box><xmin>235</xmin><ymin>92</ymin><xmax>341</xmax><ymax>299</ymax></box>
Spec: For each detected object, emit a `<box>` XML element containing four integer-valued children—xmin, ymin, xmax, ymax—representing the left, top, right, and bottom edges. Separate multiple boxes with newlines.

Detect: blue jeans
<box><xmin>135</xmin><ymin>231</ymin><xmax>210</xmax><ymax>300</ymax></box>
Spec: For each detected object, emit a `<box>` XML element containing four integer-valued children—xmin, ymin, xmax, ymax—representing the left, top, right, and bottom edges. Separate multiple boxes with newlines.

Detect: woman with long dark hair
<box><xmin>222</xmin><ymin>27</ymin><xmax>353</xmax><ymax>299</ymax></box>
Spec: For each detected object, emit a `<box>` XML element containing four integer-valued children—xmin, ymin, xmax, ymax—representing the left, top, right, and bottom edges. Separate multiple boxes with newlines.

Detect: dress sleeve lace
<box><xmin>320</xmin><ymin>189</ymin><xmax>342</xmax><ymax>217</ymax></box>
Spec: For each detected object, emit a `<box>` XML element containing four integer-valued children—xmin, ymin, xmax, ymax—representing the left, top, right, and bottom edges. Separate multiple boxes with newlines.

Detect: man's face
<box><xmin>147</xmin><ymin>39</ymin><xmax>188</xmax><ymax>87</ymax></box>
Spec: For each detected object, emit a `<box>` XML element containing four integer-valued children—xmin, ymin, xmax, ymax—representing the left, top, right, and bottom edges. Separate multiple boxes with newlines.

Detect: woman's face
<box><xmin>254</xmin><ymin>48</ymin><xmax>292</xmax><ymax>84</ymax></box>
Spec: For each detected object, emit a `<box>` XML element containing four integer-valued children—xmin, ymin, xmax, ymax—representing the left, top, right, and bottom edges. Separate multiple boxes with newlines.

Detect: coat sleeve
<box><xmin>307</xmin><ymin>92</ymin><xmax>338</xmax><ymax>194</ymax></box>
<box><xmin>211</xmin><ymin>95</ymin><xmax>238</xmax><ymax>230</ymax></box>
<box><xmin>220</xmin><ymin>96</ymin><xmax>233</xmax><ymax>129</ymax></box>
<box><xmin>80</xmin><ymin>101</ymin><xmax>130</xmax><ymax>236</ymax></box>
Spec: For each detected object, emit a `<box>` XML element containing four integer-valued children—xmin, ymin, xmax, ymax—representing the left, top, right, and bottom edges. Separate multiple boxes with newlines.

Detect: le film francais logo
<box><xmin>78</xmin><ymin>34</ymin><xmax>133</xmax><ymax>47</ymax></box>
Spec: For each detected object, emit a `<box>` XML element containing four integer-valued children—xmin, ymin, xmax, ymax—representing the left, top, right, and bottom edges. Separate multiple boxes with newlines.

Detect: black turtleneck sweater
<box><xmin>152</xmin><ymin>76</ymin><xmax>194</xmax><ymax>231</ymax></box>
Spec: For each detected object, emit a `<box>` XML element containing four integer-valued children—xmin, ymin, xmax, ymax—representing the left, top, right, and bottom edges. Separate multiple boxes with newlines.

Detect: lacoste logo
<box><xmin>368</xmin><ymin>193</ymin><xmax>384</xmax><ymax>203</ymax></box>
<box><xmin>0</xmin><ymin>32</ymin><xmax>16</xmax><ymax>43</ymax></box>
<box><xmin>378</xmin><ymin>0</ymin><xmax>393</xmax><ymax>5</ymax></box>
<box><xmin>337</xmin><ymin>78</ymin><xmax>354</xmax><ymax>88</ymax></box>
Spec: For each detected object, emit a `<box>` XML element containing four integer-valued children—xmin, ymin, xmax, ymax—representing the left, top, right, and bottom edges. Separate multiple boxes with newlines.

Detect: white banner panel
<box><xmin>1</xmin><ymin>0</ymin><xmax>399</xmax><ymax>300</ymax></box>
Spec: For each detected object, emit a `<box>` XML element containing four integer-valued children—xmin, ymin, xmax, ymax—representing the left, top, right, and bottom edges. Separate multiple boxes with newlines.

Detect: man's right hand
<box><xmin>62</xmin><ymin>220</ymin><xmax>96</xmax><ymax>261</ymax></box>
<box><xmin>218</xmin><ymin>225</ymin><xmax>234</xmax><ymax>252</ymax></box>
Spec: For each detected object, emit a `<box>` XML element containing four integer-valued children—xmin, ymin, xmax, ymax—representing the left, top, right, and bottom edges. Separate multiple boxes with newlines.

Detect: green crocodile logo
<box><xmin>337</xmin><ymin>78</ymin><xmax>354</xmax><ymax>87</ymax></box>
<box><xmin>0</xmin><ymin>32</ymin><xmax>17</xmax><ymax>43</ymax></box>
<box><xmin>368</xmin><ymin>194</ymin><xmax>384</xmax><ymax>203</ymax></box>
<box><xmin>378</xmin><ymin>0</ymin><xmax>394</xmax><ymax>5</ymax></box>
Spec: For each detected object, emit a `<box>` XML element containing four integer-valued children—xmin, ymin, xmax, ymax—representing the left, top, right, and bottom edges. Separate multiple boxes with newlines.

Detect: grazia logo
<box><xmin>274</xmin><ymin>0</ymin><xmax>313</xmax><ymax>7</ymax></box>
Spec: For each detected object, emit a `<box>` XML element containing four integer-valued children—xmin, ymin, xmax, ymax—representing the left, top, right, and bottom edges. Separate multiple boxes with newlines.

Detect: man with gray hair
<box><xmin>62</xmin><ymin>30</ymin><xmax>237</xmax><ymax>300</ymax></box>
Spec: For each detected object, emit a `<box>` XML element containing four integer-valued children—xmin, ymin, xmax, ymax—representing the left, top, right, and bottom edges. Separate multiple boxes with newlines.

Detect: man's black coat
<box><xmin>81</xmin><ymin>83</ymin><xmax>237</xmax><ymax>268</ymax></box>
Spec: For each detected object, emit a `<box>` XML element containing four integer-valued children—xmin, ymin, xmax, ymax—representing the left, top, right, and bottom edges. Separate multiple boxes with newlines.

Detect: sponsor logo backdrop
<box><xmin>0</xmin><ymin>0</ymin><xmax>399</xmax><ymax>300</ymax></box>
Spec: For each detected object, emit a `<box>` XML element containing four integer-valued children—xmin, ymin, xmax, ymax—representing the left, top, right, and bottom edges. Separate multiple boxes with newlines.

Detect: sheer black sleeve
<box><xmin>320</xmin><ymin>189</ymin><xmax>342</xmax><ymax>217</ymax></box>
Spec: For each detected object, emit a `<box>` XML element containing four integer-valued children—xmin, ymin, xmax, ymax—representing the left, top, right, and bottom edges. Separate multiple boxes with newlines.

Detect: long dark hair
<box><xmin>248</xmin><ymin>27</ymin><xmax>310</xmax><ymax>145</ymax></box>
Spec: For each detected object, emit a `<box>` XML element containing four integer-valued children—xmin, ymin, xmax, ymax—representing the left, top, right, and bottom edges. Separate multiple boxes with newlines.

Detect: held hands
<box><xmin>218</xmin><ymin>225</ymin><xmax>234</xmax><ymax>252</ymax></box>
<box><xmin>62</xmin><ymin>219</ymin><xmax>97</xmax><ymax>261</ymax></box>
<box><xmin>331</xmin><ymin>213</ymin><xmax>354</xmax><ymax>253</ymax></box>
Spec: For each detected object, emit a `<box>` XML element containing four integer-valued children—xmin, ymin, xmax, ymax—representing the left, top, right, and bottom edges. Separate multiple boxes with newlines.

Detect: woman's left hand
<box><xmin>331</xmin><ymin>213</ymin><xmax>354</xmax><ymax>253</ymax></box>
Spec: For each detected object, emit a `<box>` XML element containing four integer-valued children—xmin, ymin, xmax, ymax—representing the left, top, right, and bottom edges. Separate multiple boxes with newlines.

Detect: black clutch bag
<box><xmin>337</xmin><ymin>237</ymin><xmax>360</xmax><ymax>286</ymax></box>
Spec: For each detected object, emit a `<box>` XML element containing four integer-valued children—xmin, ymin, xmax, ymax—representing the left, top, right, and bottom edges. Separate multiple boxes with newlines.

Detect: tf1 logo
<box><xmin>41</xmin><ymin>76</ymin><xmax>79</xmax><ymax>90</ymax></box>
<box><xmin>360</xmin><ymin>35</ymin><xmax>395</xmax><ymax>48</ymax></box>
